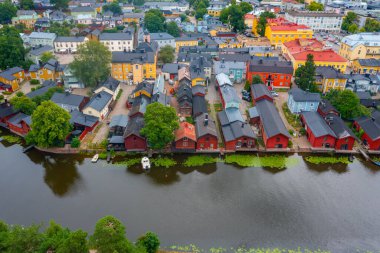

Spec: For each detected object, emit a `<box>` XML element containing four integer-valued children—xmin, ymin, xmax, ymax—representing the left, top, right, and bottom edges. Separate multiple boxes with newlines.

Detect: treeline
<box><xmin>0</xmin><ymin>215</ymin><xmax>160</xmax><ymax>253</ymax></box>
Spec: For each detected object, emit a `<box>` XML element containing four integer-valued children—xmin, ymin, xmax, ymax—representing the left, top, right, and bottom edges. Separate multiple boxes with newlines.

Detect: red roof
<box><xmin>267</xmin><ymin>17</ymin><xmax>311</xmax><ymax>31</ymax></box>
<box><xmin>244</xmin><ymin>13</ymin><xmax>255</xmax><ymax>19</ymax></box>
<box><xmin>283</xmin><ymin>38</ymin><xmax>325</xmax><ymax>54</ymax></box>
<box><xmin>175</xmin><ymin>122</ymin><xmax>196</xmax><ymax>142</ymax></box>
<box><xmin>292</xmin><ymin>49</ymin><xmax>347</xmax><ymax>62</ymax></box>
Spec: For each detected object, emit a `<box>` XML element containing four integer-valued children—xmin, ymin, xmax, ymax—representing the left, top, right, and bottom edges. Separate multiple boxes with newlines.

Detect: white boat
<box><xmin>91</xmin><ymin>154</ymin><xmax>99</xmax><ymax>163</ymax></box>
<box><xmin>141</xmin><ymin>157</ymin><xmax>151</xmax><ymax>170</ymax></box>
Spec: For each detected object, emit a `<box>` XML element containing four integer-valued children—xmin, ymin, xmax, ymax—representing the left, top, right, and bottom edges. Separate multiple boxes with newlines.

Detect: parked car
<box><xmin>270</xmin><ymin>91</ymin><xmax>278</xmax><ymax>97</ymax></box>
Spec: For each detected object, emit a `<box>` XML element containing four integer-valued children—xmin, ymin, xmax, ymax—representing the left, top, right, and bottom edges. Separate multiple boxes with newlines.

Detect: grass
<box><xmin>183</xmin><ymin>155</ymin><xmax>217</xmax><ymax>167</ymax></box>
<box><xmin>151</xmin><ymin>157</ymin><xmax>177</xmax><ymax>168</ymax></box>
<box><xmin>213</xmin><ymin>102</ymin><xmax>223</xmax><ymax>112</ymax></box>
<box><xmin>114</xmin><ymin>158</ymin><xmax>141</xmax><ymax>167</ymax></box>
<box><xmin>2</xmin><ymin>135</ymin><xmax>22</xmax><ymax>144</ymax></box>
<box><xmin>116</xmin><ymin>89</ymin><xmax>123</xmax><ymax>100</ymax></box>
<box><xmin>282</xmin><ymin>103</ymin><xmax>302</xmax><ymax>129</ymax></box>
<box><xmin>224</xmin><ymin>154</ymin><xmax>298</xmax><ymax>169</ymax></box>
<box><xmin>304</xmin><ymin>156</ymin><xmax>351</xmax><ymax>164</ymax></box>
<box><xmin>168</xmin><ymin>245</ymin><xmax>331</xmax><ymax>253</ymax></box>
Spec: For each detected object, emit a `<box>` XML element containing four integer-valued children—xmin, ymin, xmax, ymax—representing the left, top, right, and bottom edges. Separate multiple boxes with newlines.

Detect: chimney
<box><xmin>241</xmin><ymin>122</ymin><xmax>244</xmax><ymax>128</ymax></box>
<box><xmin>204</xmin><ymin>114</ymin><xmax>208</xmax><ymax>126</ymax></box>
<box><xmin>259</xmin><ymin>59</ymin><xmax>263</xmax><ymax>64</ymax></box>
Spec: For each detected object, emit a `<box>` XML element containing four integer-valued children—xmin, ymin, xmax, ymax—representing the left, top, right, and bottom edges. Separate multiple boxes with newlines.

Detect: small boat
<box><xmin>91</xmin><ymin>154</ymin><xmax>99</xmax><ymax>163</ymax></box>
<box><xmin>141</xmin><ymin>157</ymin><xmax>151</xmax><ymax>170</ymax></box>
<box><xmin>371</xmin><ymin>160</ymin><xmax>380</xmax><ymax>167</ymax></box>
<box><xmin>23</xmin><ymin>145</ymin><xmax>35</xmax><ymax>153</ymax></box>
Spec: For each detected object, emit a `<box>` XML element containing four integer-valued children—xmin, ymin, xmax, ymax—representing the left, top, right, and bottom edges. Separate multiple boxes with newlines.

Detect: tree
<box><xmin>90</xmin><ymin>216</ymin><xmax>131</xmax><ymax>253</ymax></box>
<box><xmin>307</xmin><ymin>1</ymin><xmax>324</xmax><ymax>11</ymax></box>
<box><xmin>20</xmin><ymin>0</ymin><xmax>34</xmax><ymax>10</ymax></box>
<box><xmin>341</xmin><ymin>12</ymin><xmax>357</xmax><ymax>32</ymax></box>
<box><xmin>144</xmin><ymin>10</ymin><xmax>165</xmax><ymax>32</ymax></box>
<box><xmin>103</xmin><ymin>2</ymin><xmax>123</xmax><ymax>15</ymax></box>
<box><xmin>326</xmin><ymin>90</ymin><xmax>370</xmax><ymax>119</ymax></box>
<box><xmin>219</xmin><ymin>4</ymin><xmax>246</xmax><ymax>32</ymax></box>
<box><xmin>364</xmin><ymin>18</ymin><xmax>380</xmax><ymax>32</ymax></box>
<box><xmin>51</xmin><ymin>0</ymin><xmax>69</xmax><ymax>9</ymax></box>
<box><xmin>32</xmin><ymin>86</ymin><xmax>64</xmax><ymax>105</ymax></box>
<box><xmin>295</xmin><ymin>54</ymin><xmax>318</xmax><ymax>92</ymax></box>
<box><xmin>348</xmin><ymin>23</ymin><xmax>358</xmax><ymax>34</ymax></box>
<box><xmin>137</xmin><ymin>232</ymin><xmax>160</xmax><ymax>253</ymax></box>
<box><xmin>133</xmin><ymin>0</ymin><xmax>144</xmax><ymax>6</ymax></box>
<box><xmin>180</xmin><ymin>14</ymin><xmax>187</xmax><ymax>22</ymax></box>
<box><xmin>47</xmin><ymin>22</ymin><xmax>73</xmax><ymax>36</ymax></box>
<box><xmin>70</xmin><ymin>41</ymin><xmax>111</xmax><ymax>88</ymax></box>
<box><xmin>257</xmin><ymin>11</ymin><xmax>276</xmax><ymax>36</ymax></box>
<box><xmin>166</xmin><ymin>21</ymin><xmax>180</xmax><ymax>37</ymax></box>
<box><xmin>0</xmin><ymin>221</ymin><xmax>9</xmax><ymax>252</ymax></box>
<box><xmin>239</xmin><ymin>2</ymin><xmax>253</xmax><ymax>14</ymax></box>
<box><xmin>71</xmin><ymin>137</ymin><xmax>80</xmax><ymax>148</ymax></box>
<box><xmin>158</xmin><ymin>45</ymin><xmax>175</xmax><ymax>64</ymax></box>
<box><xmin>245</xmin><ymin>75</ymin><xmax>263</xmax><ymax>91</ymax></box>
<box><xmin>0</xmin><ymin>1</ymin><xmax>17</xmax><ymax>24</ymax></box>
<box><xmin>0</xmin><ymin>26</ymin><xmax>27</xmax><ymax>69</ymax></box>
<box><xmin>141</xmin><ymin>102</ymin><xmax>179</xmax><ymax>150</ymax></box>
<box><xmin>26</xmin><ymin>101</ymin><xmax>72</xmax><ymax>147</ymax></box>
<box><xmin>40</xmin><ymin>51</ymin><xmax>56</xmax><ymax>64</ymax></box>
<box><xmin>10</xmin><ymin>96</ymin><xmax>37</xmax><ymax>115</ymax></box>
<box><xmin>6</xmin><ymin>224</ymin><xmax>43</xmax><ymax>253</ymax></box>
<box><xmin>57</xmin><ymin>230</ymin><xmax>88</xmax><ymax>253</ymax></box>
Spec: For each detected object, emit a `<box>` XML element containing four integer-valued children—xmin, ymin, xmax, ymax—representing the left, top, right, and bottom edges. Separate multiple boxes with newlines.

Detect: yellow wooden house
<box><xmin>0</xmin><ymin>67</ymin><xmax>25</xmax><ymax>92</ymax></box>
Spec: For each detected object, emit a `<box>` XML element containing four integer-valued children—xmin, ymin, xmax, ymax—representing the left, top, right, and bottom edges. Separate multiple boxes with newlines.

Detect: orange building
<box><xmin>0</xmin><ymin>67</ymin><xmax>25</xmax><ymax>92</ymax></box>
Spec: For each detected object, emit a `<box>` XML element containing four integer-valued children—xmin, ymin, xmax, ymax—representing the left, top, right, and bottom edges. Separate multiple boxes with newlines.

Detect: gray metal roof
<box><xmin>251</xmin><ymin>84</ymin><xmax>273</xmax><ymax>100</ymax></box>
<box><xmin>315</xmin><ymin>66</ymin><xmax>347</xmax><ymax>79</ymax></box>
<box><xmin>29</xmin><ymin>45</ymin><xmax>53</xmax><ymax>56</ymax></box>
<box><xmin>248</xmin><ymin>107</ymin><xmax>259</xmax><ymax>119</ymax></box>
<box><xmin>255</xmin><ymin>99</ymin><xmax>291</xmax><ymax>139</ymax></box>
<box><xmin>70</xmin><ymin>110</ymin><xmax>98</xmax><ymax>127</ymax></box>
<box><xmin>192</xmin><ymin>95</ymin><xmax>207</xmax><ymax>117</ymax></box>
<box><xmin>355</xmin><ymin>111</ymin><xmax>380</xmax><ymax>140</ymax></box>
<box><xmin>150</xmin><ymin>32</ymin><xmax>174</xmax><ymax>41</ymax></box>
<box><xmin>220</xmin><ymin>85</ymin><xmax>240</xmax><ymax>106</ymax></box>
<box><xmin>129</xmin><ymin>95</ymin><xmax>151</xmax><ymax>116</ymax></box>
<box><xmin>109</xmin><ymin>114</ymin><xmax>129</xmax><ymax>128</ymax></box>
<box><xmin>301</xmin><ymin>111</ymin><xmax>337</xmax><ymax>138</ymax></box>
<box><xmin>124</xmin><ymin>115</ymin><xmax>145</xmax><ymax>138</ymax></box>
<box><xmin>326</xmin><ymin>113</ymin><xmax>356</xmax><ymax>139</ymax></box>
<box><xmin>221</xmin><ymin>121</ymin><xmax>256</xmax><ymax>142</ymax></box>
<box><xmin>358</xmin><ymin>58</ymin><xmax>380</xmax><ymax>67</ymax></box>
<box><xmin>0</xmin><ymin>67</ymin><xmax>23</xmax><ymax>81</ymax></box>
<box><xmin>26</xmin><ymin>81</ymin><xmax>57</xmax><ymax>99</ymax></box>
<box><xmin>98</xmin><ymin>76</ymin><xmax>120</xmax><ymax>92</ymax></box>
<box><xmin>99</xmin><ymin>32</ymin><xmax>133</xmax><ymax>41</ymax></box>
<box><xmin>289</xmin><ymin>87</ymin><xmax>321</xmax><ymax>102</ymax></box>
<box><xmin>111</xmin><ymin>51</ymin><xmax>155</xmax><ymax>63</ymax></box>
<box><xmin>195</xmin><ymin>113</ymin><xmax>217</xmax><ymax>138</ymax></box>
<box><xmin>162</xmin><ymin>63</ymin><xmax>180</xmax><ymax>74</ymax></box>
<box><xmin>71</xmin><ymin>6</ymin><xmax>95</xmax><ymax>12</ymax></box>
<box><xmin>29</xmin><ymin>32</ymin><xmax>56</xmax><ymax>40</ymax></box>
<box><xmin>55</xmin><ymin>36</ymin><xmax>86</xmax><ymax>42</ymax></box>
<box><xmin>85</xmin><ymin>91</ymin><xmax>113</xmax><ymax>112</ymax></box>
<box><xmin>248</xmin><ymin>59</ymin><xmax>293</xmax><ymax>74</ymax></box>
<box><xmin>51</xmin><ymin>92</ymin><xmax>86</xmax><ymax>107</ymax></box>
<box><xmin>218</xmin><ymin>108</ymin><xmax>244</xmax><ymax>126</ymax></box>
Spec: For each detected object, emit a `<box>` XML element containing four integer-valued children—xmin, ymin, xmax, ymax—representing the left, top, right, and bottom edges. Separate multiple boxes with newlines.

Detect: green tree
<box><xmin>245</xmin><ymin>75</ymin><xmax>263</xmax><ymax>91</ymax></box>
<box><xmin>141</xmin><ymin>102</ymin><xmax>179</xmax><ymax>150</ymax></box>
<box><xmin>26</xmin><ymin>101</ymin><xmax>72</xmax><ymax>147</ymax></box>
<box><xmin>32</xmin><ymin>86</ymin><xmax>64</xmax><ymax>105</ymax></box>
<box><xmin>0</xmin><ymin>1</ymin><xmax>17</xmax><ymax>24</ymax></box>
<box><xmin>144</xmin><ymin>10</ymin><xmax>165</xmax><ymax>32</ymax></box>
<box><xmin>51</xmin><ymin>0</ymin><xmax>69</xmax><ymax>9</ymax></box>
<box><xmin>257</xmin><ymin>11</ymin><xmax>276</xmax><ymax>36</ymax></box>
<box><xmin>180</xmin><ymin>14</ymin><xmax>187</xmax><ymax>22</ymax></box>
<box><xmin>57</xmin><ymin>230</ymin><xmax>88</xmax><ymax>253</ymax></box>
<box><xmin>133</xmin><ymin>0</ymin><xmax>144</xmax><ymax>6</ymax></box>
<box><xmin>239</xmin><ymin>2</ymin><xmax>253</xmax><ymax>14</ymax></box>
<box><xmin>295</xmin><ymin>54</ymin><xmax>318</xmax><ymax>92</ymax></box>
<box><xmin>0</xmin><ymin>26</ymin><xmax>27</xmax><ymax>69</ymax></box>
<box><xmin>70</xmin><ymin>41</ymin><xmax>111</xmax><ymax>88</ymax></box>
<box><xmin>341</xmin><ymin>12</ymin><xmax>357</xmax><ymax>32</ymax></box>
<box><xmin>71</xmin><ymin>137</ymin><xmax>81</xmax><ymax>148</ymax></box>
<box><xmin>40</xmin><ymin>51</ymin><xmax>56</xmax><ymax>64</ymax></box>
<box><xmin>137</xmin><ymin>232</ymin><xmax>160</xmax><ymax>253</ymax></box>
<box><xmin>158</xmin><ymin>45</ymin><xmax>175</xmax><ymax>64</ymax></box>
<box><xmin>364</xmin><ymin>18</ymin><xmax>380</xmax><ymax>32</ymax></box>
<box><xmin>195</xmin><ymin>3</ymin><xmax>207</xmax><ymax>19</ymax></box>
<box><xmin>103</xmin><ymin>2</ymin><xmax>123</xmax><ymax>15</ymax></box>
<box><xmin>166</xmin><ymin>21</ymin><xmax>181</xmax><ymax>37</ymax></box>
<box><xmin>307</xmin><ymin>1</ymin><xmax>324</xmax><ymax>11</ymax></box>
<box><xmin>0</xmin><ymin>221</ymin><xmax>9</xmax><ymax>252</ymax></box>
<box><xmin>326</xmin><ymin>90</ymin><xmax>370</xmax><ymax>119</ymax></box>
<box><xmin>6</xmin><ymin>224</ymin><xmax>43</xmax><ymax>253</ymax></box>
<box><xmin>47</xmin><ymin>22</ymin><xmax>73</xmax><ymax>36</ymax></box>
<box><xmin>90</xmin><ymin>216</ymin><xmax>131</xmax><ymax>253</ymax></box>
<box><xmin>219</xmin><ymin>4</ymin><xmax>246</xmax><ymax>32</ymax></box>
<box><xmin>20</xmin><ymin>0</ymin><xmax>34</xmax><ymax>10</ymax></box>
<box><xmin>348</xmin><ymin>23</ymin><xmax>358</xmax><ymax>34</ymax></box>
<box><xmin>10</xmin><ymin>96</ymin><xmax>37</xmax><ymax>115</ymax></box>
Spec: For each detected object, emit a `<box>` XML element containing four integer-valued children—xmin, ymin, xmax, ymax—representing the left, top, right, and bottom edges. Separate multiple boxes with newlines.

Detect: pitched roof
<box><xmin>325</xmin><ymin>113</ymin><xmax>356</xmax><ymax>139</ymax></box>
<box><xmin>216</xmin><ymin>73</ymin><xmax>233</xmax><ymax>87</ymax></box>
<box><xmin>29</xmin><ymin>32</ymin><xmax>56</xmax><ymax>40</ymax></box>
<box><xmin>98</xmin><ymin>76</ymin><xmax>120</xmax><ymax>93</ymax></box>
<box><xmin>124</xmin><ymin>115</ymin><xmax>144</xmax><ymax>138</ymax></box>
<box><xmin>85</xmin><ymin>91</ymin><xmax>113</xmax><ymax>112</ymax></box>
<box><xmin>109</xmin><ymin>114</ymin><xmax>129</xmax><ymax>128</ymax></box>
<box><xmin>162</xmin><ymin>63</ymin><xmax>180</xmax><ymax>74</ymax></box>
<box><xmin>26</xmin><ymin>80</ymin><xmax>57</xmax><ymax>99</ymax></box>
<box><xmin>70</xmin><ymin>110</ymin><xmax>98</xmax><ymax>127</ymax></box>
<box><xmin>195</xmin><ymin>113</ymin><xmax>217</xmax><ymax>138</ymax></box>
<box><xmin>175</xmin><ymin>122</ymin><xmax>196</xmax><ymax>142</ymax></box>
<box><xmin>301</xmin><ymin>111</ymin><xmax>336</xmax><ymax>138</ymax></box>
<box><xmin>0</xmin><ymin>103</ymin><xmax>18</xmax><ymax>118</ymax></box>
<box><xmin>219</xmin><ymin>53</ymin><xmax>279</xmax><ymax>63</ymax></box>
<box><xmin>248</xmin><ymin>59</ymin><xmax>293</xmax><ymax>74</ymax></box>
<box><xmin>218</xmin><ymin>108</ymin><xmax>244</xmax><ymax>126</ymax></box>
<box><xmin>150</xmin><ymin>32</ymin><xmax>174</xmax><ymax>40</ymax></box>
<box><xmin>134</xmin><ymin>81</ymin><xmax>153</xmax><ymax>95</ymax></box>
<box><xmin>112</xmin><ymin>51</ymin><xmax>155</xmax><ymax>64</ymax></box>
<box><xmin>192</xmin><ymin>85</ymin><xmax>206</xmax><ymax>96</ymax></box>
<box><xmin>289</xmin><ymin>87</ymin><xmax>321</xmax><ymax>102</ymax></box>
<box><xmin>251</xmin><ymin>84</ymin><xmax>273</xmax><ymax>100</ymax></box>
<box><xmin>315</xmin><ymin>66</ymin><xmax>347</xmax><ymax>79</ymax></box>
<box><xmin>129</xmin><ymin>95</ymin><xmax>151</xmax><ymax>116</ymax></box>
<box><xmin>292</xmin><ymin>49</ymin><xmax>347</xmax><ymax>62</ymax></box>
<box><xmin>192</xmin><ymin>96</ymin><xmax>207</xmax><ymax>117</ymax></box>
<box><xmin>255</xmin><ymin>99</ymin><xmax>290</xmax><ymax>138</ymax></box>
<box><xmin>51</xmin><ymin>92</ymin><xmax>86</xmax><ymax>107</ymax></box>
<box><xmin>177</xmin><ymin>83</ymin><xmax>192</xmax><ymax>100</ymax></box>
<box><xmin>0</xmin><ymin>67</ymin><xmax>23</xmax><ymax>81</ymax></box>
<box><xmin>318</xmin><ymin>99</ymin><xmax>338</xmax><ymax>115</ymax></box>
<box><xmin>220</xmin><ymin>85</ymin><xmax>240</xmax><ymax>106</ymax></box>
<box><xmin>8</xmin><ymin>112</ymin><xmax>31</xmax><ymax>128</ymax></box>
<box><xmin>99</xmin><ymin>32</ymin><xmax>133</xmax><ymax>41</ymax></box>
<box><xmin>221</xmin><ymin>120</ymin><xmax>256</xmax><ymax>142</ymax></box>
<box><xmin>71</xmin><ymin>6</ymin><xmax>95</xmax><ymax>12</ymax></box>
<box><xmin>55</xmin><ymin>36</ymin><xmax>86</xmax><ymax>42</ymax></box>
<box><xmin>341</xmin><ymin>33</ymin><xmax>380</xmax><ymax>49</ymax></box>
<box><xmin>29</xmin><ymin>45</ymin><xmax>54</xmax><ymax>56</ymax></box>
<box><xmin>357</xmin><ymin>58</ymin><xmax>380</xmax><ymax>67</ymax></box>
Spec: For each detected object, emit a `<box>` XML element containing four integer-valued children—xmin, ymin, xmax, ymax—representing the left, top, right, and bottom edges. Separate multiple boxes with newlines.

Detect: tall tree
<box><xmin>364</xmin><ymin>18</ymin><xmax>380</xmax><ymax>32</ymax></box>
<box><xmin>144</xmin><ymin>10</ymin><xmax>165</xmax><ymax>32</ymax></box>
<box><xmin>0</xmin><ymin>221</ymin><xmax>9</xmax><ymax>252</ymax></box>
<box><xmin>70</xmin><ymin>41</ymin><xmax>111</xmax><ymax>88</ymax></box>
<box><xmin>295</xmin><ymin>54</ymin><xmax>318</xmax><ymax>92</ymax></box>
<box><xmin>158</xmin><ymin>45</ymin><xmax>175</xmax><ymax>64</ymax></box>
<box><xmin>0</xmin><ymin>26</ymin><xmax>26</xmax><ymax>69</ymax></box>
<box><xmin>40</xmin><ymin>51</ymin><xmax>56</xmax><ymax>64</ymax></box>
<box><xmin>133</xmin><ymin>0</ymin><xmax>144</xmax><ymax>6</ymax></box>
<box><xmin>307</xmin><ymin>1</ymin><xmax>324</xmax><ymax>11</ymax></box>
<box><xmin>348</xmin><ymin>23</ymin><xmax>358</xmax><ymax>34</ymax></box>
<box><xmin>51</xmin><ymin>0</ymin><xmax>69</xmax><ymax>9</ymax></box>
<box><xmin>239</xmin><ymin>2</ymin><xmax>253</xmax><ymax>14</ymax></box>
<box><xmin>0</xmin><ymin>1</ymin><xmax>17</xmax><ymax>24</ymax></box>
<box><xmin>141</xmin><ymin>102</ymin><xmax>179</xmax><ymax>150</ymax></box>
<box><xmin>166</xmin><ymin>21</ymin><xmax>180</xmax><ymax>37</ymax></box>
<box><xmin>341</xmin><ymin>12</ymin><xmax>357</xmax><ymax>32</ymax></box>
<box><xmin>26</xmin><ymin>101</ymin><xmax>72</xmax><ymax>147</ymax></box>
<box><xmin>90</xmin><ymin>216</ymin><xmax>131</xmax><ymax>253</ymax></box>
<box><xmin>257</xmin><ymin>11</ymin><xmax>276</xmax><ymax>36</ymax></box>
<box><xmin>103</xmin><ymin>2</ymin><xmax>123</xmax><ymax>15</ymax></box>
<box><xmin>219</xmin><ymin>4</ymin><xmax>247</xmax><ymax>32</ymax></box>
<box><xmin>47</xmin><ymin>22</ymin><xmax>73</xmax><ymax>36</ymax></box>
<box><xmin>20</xmin><ymin>0</ymin><xmax>34</xmax><ymax>10</ymax></box>
<box><xmin>6</xmin><ymin>224</ymin><xmax>43</xmax><ymax>253</ymax></box>
<box><xmin>137</xmin><ymin>232</ymin><xmax>160</xmax><ymax>253</ymax></box>
<box><xmin>10</xmin><ymin>96</ymin><xmax>37</xmax><ymax>115</ymax></box>
<box><xmin>326</xmin><ymin>90</ymin><xmax>370</xmax><ymax>119</ymax></box>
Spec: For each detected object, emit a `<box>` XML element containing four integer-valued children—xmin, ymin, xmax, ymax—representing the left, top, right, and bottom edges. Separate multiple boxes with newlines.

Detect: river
<box><xmin>1</xmin><ymin>141</ymin><xmax>380</xmax><ymax>252</ymax></box>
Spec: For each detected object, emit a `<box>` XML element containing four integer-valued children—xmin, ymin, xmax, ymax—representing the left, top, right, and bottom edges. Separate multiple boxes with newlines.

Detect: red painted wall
<box><xmin>8</xmin><ymin>121</ymin><xmax>30</xmax><ymax>136</ymax></box>
<box><xmin>362</xmin><ymin>133</ymin><xmax>380</xmax><ymax>151</ymax></box>
<box><xmin>246</xmin><ymin>71</ymin><xmax>292</xmax><ymax>89</ymax></box>
<box><xmin>306</xmin><ymin>127</ymin><xmax>336</xmax><ymax>148</ymax></box>
<box><xmin>335</xmin><ymin>137</ymin><xmax>355</xmax><ymax>150</ymax></box>
<box><xmin>175</xmin><ymin>138</ymin><xmax>196</xmax><ymax>150</ymax></box>
<box><xmin>196</xmin><ymin>134</ymin><xmax>218</xmax><ymax>150</ymax></box>
<box><xmin>224</xmin><ymin>136</ymin><xmax>256</xmax><ymax>150</ymax></box>
<box><xmin>258</xmin><ymin>120</ymin><xmax>289</xmax><ymax>148</ymax></box>
<box><xmin>125</xmin><ymin>134</ymin><xmax>147</xmax><ymax>151</ymax></box>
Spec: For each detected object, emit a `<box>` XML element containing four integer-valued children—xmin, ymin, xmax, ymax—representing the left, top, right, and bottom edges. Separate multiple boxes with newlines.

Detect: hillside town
<box><xmin>0</xmin><ymin>0</ymin><xmax>379</xmax><ymax>156</ymax></box>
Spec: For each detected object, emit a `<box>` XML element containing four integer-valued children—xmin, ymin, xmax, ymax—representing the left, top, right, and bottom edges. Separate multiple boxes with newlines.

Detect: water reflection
<box><xmin>303</xmin><ymin>159</ymin><xmax>349</xmax><ymax>174</ymax></box>
<box><xmin>357</xmin><ymin>157</ymin><xmax>380</xmax><ymax>173</ymax></box>
<box><xmin>27</xmin><ymin>151</ymin><xmax>84</xmax><ymax>197</ymax></box>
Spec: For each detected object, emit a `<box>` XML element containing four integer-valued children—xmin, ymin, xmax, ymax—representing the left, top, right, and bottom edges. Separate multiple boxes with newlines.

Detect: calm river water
<box><xmin>1</xmin><ymin>141</ymin><xmax>380</xmax><ymax>252</ymax></box>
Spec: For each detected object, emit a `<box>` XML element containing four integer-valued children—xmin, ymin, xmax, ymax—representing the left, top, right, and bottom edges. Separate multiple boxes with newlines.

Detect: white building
<box><xmin>29</xmin><ymin>32</ymin><xmax>57</xmax><ymax>47</ymax></box>
<box><xmin>99</xmin><ymin>32</ymin><xmax>134</xmax><ymax>52</ymax></box>
<box><xmin>54</xmin><ymin>36</ymin><xmax>89</xmax><ymax>53</ymax></box>
<box><xmin>149</xmin><ymin>32</ymin><xmax>175</xmax><ymax>49</ymax></box>
<box><xmin>285</xmin><ymin>10</ymin><xmax>343</xmax><ymax>32</ymax></box>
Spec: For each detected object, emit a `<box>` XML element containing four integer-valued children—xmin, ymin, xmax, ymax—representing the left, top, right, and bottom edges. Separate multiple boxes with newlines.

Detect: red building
<box><xmin>253</xmin><ymin>100</ymin><xmax>290</xmax><ymax>148</ymax></box>
<box><xmin>317</xmin><ymin>99</ymin><xmax>339</xmax><ymax>118</ymax></box>
<box><xmin>246</xmin><ymin>59</ymin><xmax>293</xmax><ymax>89</ymax></box>
<box><xmin>7</xmin><ymin>113</ymin><xmax>31</xmax><ymax>136</ymax></box>
<box><xmin>301</xmin><ymin>112</ymin><xmax>336</xmax><ymax>148</ymax></box>
<box><xmin>70</xmin><ymin>110</ymin><xmax>99</xmax><ymax>141</ymax></box>
<box><xmin>353</xmin><ymin>111</ymin><xmax>380</xmax><ymax>150</ymax></box>
<box><xmin>0</xmin><ymin>102</ymin><xmax>18</xmax><ymax>126</ymax></box>
<box><xmin>174</xmin><ymin>122</ymin><xmax>197</xmax><ymax>150</ymax></box>
<box><xmin>195</xmin><ymin>113</ymin><xmax>218</xmax><ymax>150</ymax></box>
<box><xmin>124</xmin><ymin>116</ymin><xmax>147</xmax><ymax>151</ymax></box>
<box><xmin>250</xmin><ymin>84</ymin><xmax>273</xmax><ymax>104</ymax></box>
<box><xmin>324</xmin><ymin>114</ymin><xmax>356</xmax><ymax>150</ymax></box>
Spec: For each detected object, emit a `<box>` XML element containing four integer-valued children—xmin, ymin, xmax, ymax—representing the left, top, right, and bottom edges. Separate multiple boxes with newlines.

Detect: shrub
<box><xmin>116</xmin><ymin>89</ymin><xmax>123</xmax><ymax>100</ymax></box>
<box><xmin>305</xmin><ymin>156</ymin><xmax>351</xmax><ymax>164</ymax></box>
<box><xmin>71</xmin><ymin>137</ymin><xmax>80</xmax><ymax>148</ymax></box>
<box><xmin>224</xmin><ymin>154</ymin><xmax>298</xmax><ymax>169</ymax></box>
<box><xmin>30</xmin><ymin>79</ymin><xmax>40</xmax><ymax>85</ymax></box>
<box><xmin>16</xmin><ymin>91</ymin><xmax>24</xmax><ymax>97</ymax></box>
<box><xmin>299</xmin><ymin>128</ymin><xmax>306</xmax><ymax>136</ymax></box>
<box><xmin>289</xmin><ymin>129</ymin><xmax>294</xmax><ymax>135</ymax></box>
<box><xmin>151</xmin><ymin>157</ymin><xmax>177</xmax><ymax>168</ymax></box>
<box><xmin>288</xmin><ymin>140</ymin><xmax>293</xmax><ymax>148</ymax></box>
<box><xmin>0</xmin><ymin>95</ymin><xmax>4</xmax><ymax>101</ymax></box>
<box><xmin>184</xmin><ymin>156</ymin><xmax>216</xmax><ymax>167</ymax></box>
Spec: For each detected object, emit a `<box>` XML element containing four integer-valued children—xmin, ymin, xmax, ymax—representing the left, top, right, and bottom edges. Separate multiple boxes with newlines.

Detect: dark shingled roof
<box><xmin>301</xmin><ymin>111</ymin><xmax>336</xmax><ymax>138</ymax></box>
<box><xmin>85</xmin><ymin>91</ymin><xmax>113</xmax><ymax>112</ymax></box>
<box><xmin>218</xmin><ymin>108</ymin><xmax>244</xmax><ymax>126</ymax></box>
<box><xmin>111</xmin><ymin>51</ymin><xmax>155</xmax><ymax>64</ymax></box>
<box><xmin>355</xmin><ymin>110</ymin><xmax>380</xmax><ymax>141</ymax></box>
<box><xmin>8</xmin><ymin>112</ymin><xmax>30</xmax><ymax>128</ymax></box>
<box><xmin>55</xmin><ymin>36</ymin><xmax>86</xmax><ymax>42</ymax></box>
<box><xmin>192</xmin><ymin>95</ymin><xmax>207</xmax><ymax>117</ymax></box>
<box><xmin>98</xmin><ymin>76</ymin><xmax>120</xmax><ymax>92</ymax></box>
<box><xmin>129</xmin><ymin>95</ymin><xmax>151</xmax><ymax>117</ymax></box>
<box><xmin>109</xmin><ymin>114</ymin><xmax>129</xmax><ymax>128</ymax></box>
<box><xmin>248</xmin><ymin>59</ymin><xmax>293</xmax><ymax>74</ymax></box>
<box><xmin>251</xmin><ymin>84</ymin><xmax>273</xmax><ymax>100</ymax></box>
<box><xmin>195</xmin><ymin>113</ymin><xmax>217</xmax><ymax>138</ymax></box>
<box><xmin>70</xmin><ymin>110</ymin><xmax>98</xmax><ymax>128</ymax></box>
<box><xmin>162</xmin><ymin>63</ymin><xmax>180</xmax><ymax>74</ymax></box>
<box><xmin>0</xmin><ymin>103</ymin><xmax>18</xmax><ymax>118</ymax></box>
<box><xmin>221</xmin><ymin>120</ymin><xmax>256</xmax><ymax>142</ymax></box>
<box><xmin>318</xmin><ymin>99</ymin><xmax>338</xmax><ymax>115</ymax></box>
<box><xmin>219</xmin><ymin>54</ymin><xmax>279</xmax><ymax>63</ymax></box>
<box><xmin>134</xmin><ymin>81</ymin><xmax>153</xmax><ymax>96</ymax></box>
<box><xmin>358</xmin><ymin>58</ymin><xmax>380</xmax><ymax>67</ymax></box>
<box><xmin>99</xmin><ymin>32</ymin><xmax>133</xmax><ymax>41</ymax></box>
<box><xmin>289</xmin><ymin>87</ymin><xmax>321</xmax><ymax>102</ymax></box>
<box><xmin>192</xmin><ymin>85</ymin><xmax>206</xmax><ymax>96</ymax></box>
<box><xmin>325</xmin><ymin>113</ymin><xmax>356</xmax><ymax>139</ymax></box>
<box><xmin>124</xmin><ymin>115</ymin><xmax>145</xmax><ymax>138</ymax></box>
<box><xmin>315</xmin><ymin>66</ymin><xmax>347</xmax><ymax>79</ymax></box>
<box><xmin>256</xmin><ymin>99</ymin><xmax>291</xmax><ymax>139</ymax></box>
<box><xmin>51</xmin><ymin>92</ymin><xmax>86</xmax><ymax>107</ymax></box>
<box><xmin>177</xmin><ymin>83</ymin><xmax>192</xmax><ymax>101</ymax></box>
